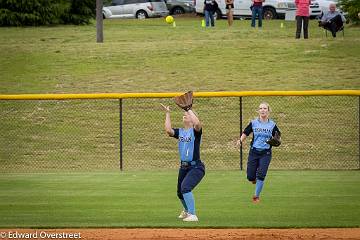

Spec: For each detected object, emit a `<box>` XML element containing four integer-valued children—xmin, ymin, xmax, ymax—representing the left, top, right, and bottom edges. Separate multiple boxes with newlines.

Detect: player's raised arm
<box><xmin>187</xmin><ymin>109</ymin><xmax>202</xmax><ymax>132</ymax></box>
<box><xmin>161</xmin><ymin>103</ymin><xmax>175</xmax><ymax>137</ymax></box>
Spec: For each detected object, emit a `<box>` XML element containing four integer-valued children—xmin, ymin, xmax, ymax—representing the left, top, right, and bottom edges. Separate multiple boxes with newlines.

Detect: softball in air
<box><xmin>165</xmin><ymin>16</ymin><xmax>174</xmax><ymax>24</ymax></box>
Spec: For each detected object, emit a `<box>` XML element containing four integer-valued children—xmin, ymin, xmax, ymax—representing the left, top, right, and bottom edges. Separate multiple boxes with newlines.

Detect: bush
<box><xmin>0</xmin><ymin>0</ymin><xmax>60</xmax><ymax>26</ymax></box>
<box><xmin>61</xmin><ymin>0</ymin><xmax>96</xmax><ymax>25</ymax></box>
<box><xmin>0</xmin><ymin>0</ymin><xmax>96</xmax><ymax>26</ymax></box>
<box><xmin>339</xmin><ymin>0</ymin><xmax>360</xmax><ymax>25</ymax></box>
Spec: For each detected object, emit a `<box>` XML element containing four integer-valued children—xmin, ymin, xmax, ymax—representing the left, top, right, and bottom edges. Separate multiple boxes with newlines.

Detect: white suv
<box><xmin>195</xmin><ymin>0</ymin><xmax>321</xmax><ymax>19</ymax></box>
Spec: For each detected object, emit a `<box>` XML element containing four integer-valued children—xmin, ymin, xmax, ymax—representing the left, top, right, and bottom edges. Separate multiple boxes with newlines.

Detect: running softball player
<box><xmin>161</xmin><ymin>104</ymin><xmax>205</xmax><ymax>222</ymax></box>
<box><xmin>240</xmin><ymin>102</ymin><xmax>281</xmax><ymax>203</ymax></box>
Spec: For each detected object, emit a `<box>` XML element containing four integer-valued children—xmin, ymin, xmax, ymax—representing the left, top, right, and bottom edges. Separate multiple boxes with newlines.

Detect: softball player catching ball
<box><xmin>240</xmin><ymin>102</ymin><xmax>281</xmax><ymax>203</ymax></box>
<box><xmin>161</xmin><ymin>104</ymin><xmax>205</xmax><ymax>222</ymax></box>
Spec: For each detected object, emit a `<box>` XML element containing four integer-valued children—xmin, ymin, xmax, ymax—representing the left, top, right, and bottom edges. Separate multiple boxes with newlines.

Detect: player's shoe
<box><xmin>183</xmin><ymin>214</ymin><xmax>198</xmax><ymax>222</ymax></box>
<box><xmin>252</xmin><ymin>196</ymin><xmax>260</xmax><ymax>203</ymax></box>
<box><xmin>178</xmin><ymin>210</ymin><xmax>189</xmax><ymax>219</ymax></box>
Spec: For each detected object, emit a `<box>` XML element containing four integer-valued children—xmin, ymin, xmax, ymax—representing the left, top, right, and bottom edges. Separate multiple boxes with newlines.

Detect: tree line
<box><xmin>339</xmin><ymin>0</ymin><xmax>360</xmax><ymax>25</ymax></box>
<box><xmin>0</xmin><ymin>0</ymin><xmax>95</xmax><ymax>26</ymax></box>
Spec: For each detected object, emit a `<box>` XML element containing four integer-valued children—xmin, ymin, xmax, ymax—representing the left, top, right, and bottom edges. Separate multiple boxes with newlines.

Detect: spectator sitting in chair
<box><xmin>319</xmin><ymin>3</ymin><xmax>346</xmax><ymax>37</ymax></box>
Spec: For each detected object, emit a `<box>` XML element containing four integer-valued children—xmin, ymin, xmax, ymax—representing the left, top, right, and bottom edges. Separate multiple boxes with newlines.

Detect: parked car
<box><xmin>103</xmin><ymin>0</ymin><xmax>169</xmax><ymax>19</ymax></box>
<box><xmin>309</xmin><ymin>0</ymin><xmax>322</xmax><ymax>18</ymax></box>
<box><xmin>195</xmin><ymin>0</ymin><xmax>321</xmax><ymax>20</ymax></box>
<box><xmin>165</xmin><ymin>0</ymin><xmax>195</xmax><ymax>14</ymax></box>
<box><xmin>315</xmin><ymin>0</ymin><xmax>337</xmax><ymax>13</ymax></box>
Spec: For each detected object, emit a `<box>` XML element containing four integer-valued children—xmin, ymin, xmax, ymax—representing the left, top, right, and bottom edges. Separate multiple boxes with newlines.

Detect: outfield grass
<box><xmin>0</xmin><ymin>18</ymin><xmax>359</xmax><ymax>94</ymax></box>
<box><xmin>0</xmin><ymin>170</ymin><xmax>359</xmax><ymax>228</ymax></box>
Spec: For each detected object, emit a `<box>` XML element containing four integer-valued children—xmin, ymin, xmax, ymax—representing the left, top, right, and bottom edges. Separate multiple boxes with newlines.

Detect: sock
<box><xmin>255</xmin><ymin>179</ymin><xmax>264</xmax><ymax>197</ymax></box>
<box><xmin>180</xmin><ymin>199</ymin><xmax>188</xmax><ymax>212</ymax></box>
<box><xmin>183</xmin><ymin>192</ymin><xmax>195</xmax><ymax>215</ymax></box>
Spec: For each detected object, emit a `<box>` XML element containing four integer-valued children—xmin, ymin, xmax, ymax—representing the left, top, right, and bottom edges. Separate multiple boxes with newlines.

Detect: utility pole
<box><xmin>96</xmin><ymin>0</ymin><xmax>103</xmax><ymax>43</ymax></box>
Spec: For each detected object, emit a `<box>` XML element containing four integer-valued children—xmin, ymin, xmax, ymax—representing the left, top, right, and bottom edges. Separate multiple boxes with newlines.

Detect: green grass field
<box><xmin>0</xmin><ymin>18</ymin><xmax>359</xmax><ymax>94</ymax></box>
<box><xmin>0</xmin><ymin>17</ymin><xmax>359</xmax><ymax>228</ymax></box>
<box><xmin>0</xmin><ymin>170</ymin><xmax>359</xmax><ymax>228</ymax></box>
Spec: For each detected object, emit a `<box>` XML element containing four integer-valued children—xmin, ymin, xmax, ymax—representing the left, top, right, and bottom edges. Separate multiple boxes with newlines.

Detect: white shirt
<box><xmin>321</xmin><ymin>10</ymin><xmax>346</xmax><ymax>23</ymax></box>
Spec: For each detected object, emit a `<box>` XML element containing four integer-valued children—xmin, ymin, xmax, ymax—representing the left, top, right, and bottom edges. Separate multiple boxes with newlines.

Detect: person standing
<box><xmin>225</xmin><ymin>0</ymin><xmax>234</xmax><ymax>26</ymax></box>
<box><xmin>295</xmin><ymin>0</ymin><xmax>311</xmax><ymax>39</ymax></box>
<box><xmin>161</xmin><ymin>103</ymin><xmax>205</xmax><ymax>222</ymax></box>
<box><xmin>204</xmin><ymin>0</ymin><xmax>218</xmax><ymax>27</ymax></box>
<box><xmin>240</xmin><ymin>102</ymin><xmax>281</xmax><ymax>203</ymax></box>
<box><xmin>251</xmin><ymin>0</ymin><xmax>265</xmax><ymax>28</ymax></box>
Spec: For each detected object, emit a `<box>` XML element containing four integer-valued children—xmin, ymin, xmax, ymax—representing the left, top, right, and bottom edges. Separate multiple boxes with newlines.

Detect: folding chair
<box><xmin>320</xmin><ymin>14</ymin><xmax>345</xmax><ymax>37</ymax></box>
<box><xmin>325</xmin><ymin>25</ymin><xmax>344</xmax><ymax>37</ymax></box>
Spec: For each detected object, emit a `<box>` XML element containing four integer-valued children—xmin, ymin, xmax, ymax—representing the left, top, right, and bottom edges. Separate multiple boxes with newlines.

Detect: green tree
<box><xmin>0</xmin><ymin>0</ymin><xmax>61</xmax><ymax>26</ymax></box>
<box><xmin>339</xmin><ymin>0</ymin><xmax>360</xmax><ymax>25</ymax></box>
<box><xmin>0</xmin><ymin>0</ymin><xmax>96</xmax><ymax>26</ymax></box>
<box><xmin>62</xmin><ymin>0</ymin><xmax>96</xmax><ymax>25</ymax></box>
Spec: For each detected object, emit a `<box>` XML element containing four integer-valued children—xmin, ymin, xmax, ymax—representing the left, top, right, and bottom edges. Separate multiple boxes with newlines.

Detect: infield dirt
<box><xmin>2</xmin><ymin>228</ymin><xmax>360</xmax><ymax>240</ymax></box>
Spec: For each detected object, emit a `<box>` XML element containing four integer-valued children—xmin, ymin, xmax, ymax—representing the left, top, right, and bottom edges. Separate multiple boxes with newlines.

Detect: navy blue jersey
<box><xmin>204</xmin><ymin>0</ymin><xmax>218</xmax><ymax>11</ymax></box>
<box><xmin>243</xmin><ymin>118</ymin><xmax>281</xmax><ymax>150</ymax></box>
<box><xmin>173</xmin><ymin>128</ymin><xmax>202</xmax><ymax>162</ymax></box>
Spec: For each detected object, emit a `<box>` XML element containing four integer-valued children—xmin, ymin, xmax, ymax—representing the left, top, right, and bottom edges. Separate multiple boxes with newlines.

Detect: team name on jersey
<box><xmin>254</xmin><ymin>128</ymin><xmax>272</xmax><ymax>134</ymax></box>
<box><xmin>179</xmin><ymin>136</ymin><xmax>192</xmax><ymax>142</ymax></box>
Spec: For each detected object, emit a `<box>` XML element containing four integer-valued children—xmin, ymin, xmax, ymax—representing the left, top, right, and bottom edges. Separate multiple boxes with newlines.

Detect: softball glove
<box><xmin>174</xmin><ymin>91</ymin><xmax>193</xmax><ymax>111</ymax></box>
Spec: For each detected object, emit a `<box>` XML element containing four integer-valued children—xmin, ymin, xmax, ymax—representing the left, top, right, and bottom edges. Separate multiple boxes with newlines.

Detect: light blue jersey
<box><xmin>173</xmin><ymin>128</ymin><xmax>202</xmax><ymax>162</ymax></box>
<box><xmin>178</xmin><ymin>128</ymin><xmax>195</xmax><ymax>161</ymax></box>
<box><xmin>243</xmin><ymin>118</ymin><xmax>280</xmax><ymax>150</ymax></box>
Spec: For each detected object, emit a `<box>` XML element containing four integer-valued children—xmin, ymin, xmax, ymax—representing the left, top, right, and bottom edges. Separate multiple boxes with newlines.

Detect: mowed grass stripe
<box><xmin>0</xmin><ymin>171</ymin><xmax>359</xmax><ymax>228</ymax></box>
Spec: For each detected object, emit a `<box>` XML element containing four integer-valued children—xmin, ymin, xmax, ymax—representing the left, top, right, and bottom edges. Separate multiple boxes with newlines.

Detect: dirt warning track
<box><xmin>1</xmin><ymin>228</ymin><xmax>360</xmax><ymax>240</ymax></box>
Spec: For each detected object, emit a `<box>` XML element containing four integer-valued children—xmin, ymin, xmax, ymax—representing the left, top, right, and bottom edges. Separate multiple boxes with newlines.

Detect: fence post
<box><xmin>119</xmin><ymin>99</ymin><xmax>123</xmax><ymax>171</ymax></box>
<box><xmin>240</xmin><ymin>97</ymin><xmax>243</xmax><ymax>170</ymax></box>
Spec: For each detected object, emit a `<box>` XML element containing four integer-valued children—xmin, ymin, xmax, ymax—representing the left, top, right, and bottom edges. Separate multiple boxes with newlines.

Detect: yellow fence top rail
<box><xmin>0</xmin><ymin>90</ymin><xmax>359</xmax><ymax>100</ymax></box>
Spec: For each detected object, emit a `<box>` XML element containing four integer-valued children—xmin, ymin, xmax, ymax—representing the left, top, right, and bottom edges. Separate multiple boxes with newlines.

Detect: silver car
<box><xmin>165</xmin><ymin>0</ymin><xmax>195</xmax><ymax>15</ymax></box>
<box><xmin>103</xmin><ymin>0</ymin><xmax>169</xmax><ymax>19</ymax></box>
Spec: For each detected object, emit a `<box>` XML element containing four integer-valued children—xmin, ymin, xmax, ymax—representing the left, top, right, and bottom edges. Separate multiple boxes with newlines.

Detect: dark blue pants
<box><xmin>247</xmin><ymin>148</ymin><xmax>272</xmax><ymax>182</ymax></box>
<box><xmin>177</xmin><ymin>161</ymin><xmax>205</xmax><ymax>200</ymax></box>
<box><xmin>204</xmin><ymin>10</ymin><xmax>215</xmax><ymax>27</ymax></box>
<box><xmin>251</xmin><ymin>6</ymin><xmax>263</xmax><ymax>27</ymax></box>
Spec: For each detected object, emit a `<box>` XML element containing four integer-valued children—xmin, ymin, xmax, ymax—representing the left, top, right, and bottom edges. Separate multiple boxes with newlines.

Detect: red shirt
<box><xmin>253</xmin><ymin>0</ymin><xmax>263</xmax><ymax>6</ymax></box>
<box><xmin>295</xmin><ymin>0</ymin><xmax>311</xmax><ymax>17</ymax></box>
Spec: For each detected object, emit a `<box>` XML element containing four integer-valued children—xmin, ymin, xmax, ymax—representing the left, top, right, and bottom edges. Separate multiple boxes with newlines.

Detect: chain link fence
<box><xmin>0</xmin><ymin>95</ymin><xmax>359</xmax><ymax>172</ymax></box>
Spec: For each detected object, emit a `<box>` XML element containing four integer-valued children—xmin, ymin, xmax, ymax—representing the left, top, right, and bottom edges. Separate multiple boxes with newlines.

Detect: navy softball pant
<box><xmin>177</xmin><ymin>161</ymin><xmax>205</xmax><ymax>200</ymax></box>
<box><xmin>247</xmin><ymin>148</ymin><xmax>272</xmax><ymax>181</ymax></box>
